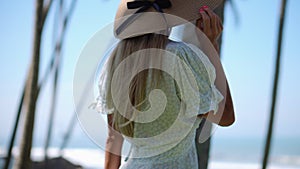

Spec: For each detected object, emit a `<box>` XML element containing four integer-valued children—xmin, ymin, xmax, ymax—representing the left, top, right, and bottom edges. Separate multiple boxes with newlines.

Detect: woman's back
<box><xmin>119</xmin><ymin>41</ymin><xmax>222</xmax><ymax>169</ymax></box>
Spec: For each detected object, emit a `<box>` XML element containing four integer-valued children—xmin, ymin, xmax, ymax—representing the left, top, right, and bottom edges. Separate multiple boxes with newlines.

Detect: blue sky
<box><xmin>0</xmin><ymin>0</ymin><xmax>299</xmax><ymax>154</ymax></box>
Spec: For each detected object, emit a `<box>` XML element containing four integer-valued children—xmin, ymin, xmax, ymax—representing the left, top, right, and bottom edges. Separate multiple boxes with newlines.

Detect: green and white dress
<box><xmin>95</xmin><ymin>41</ymin><xmax>223</xmax><ymax>169</ymax></box>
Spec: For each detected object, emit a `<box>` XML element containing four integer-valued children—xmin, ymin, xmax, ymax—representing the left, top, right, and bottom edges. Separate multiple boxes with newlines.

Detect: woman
<box><xmin>95</xmin><ymin>0</ymin><xmax>235</xmax><ymax>168</ymax></box>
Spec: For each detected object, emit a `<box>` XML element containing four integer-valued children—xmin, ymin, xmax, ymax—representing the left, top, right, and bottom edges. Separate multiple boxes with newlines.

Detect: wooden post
<box><xmin>13</xmin><ymin>0</ymin><xmax>44</xmax><ymax>169</ymax></box>
<box><xmin>262</xmin><ymin>0</ymin><xmax>288</xmax><ymax>168</ymax></box>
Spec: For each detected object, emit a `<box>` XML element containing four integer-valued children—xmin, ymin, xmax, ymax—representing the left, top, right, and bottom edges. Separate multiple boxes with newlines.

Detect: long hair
<box><xmin>105</xmin><ymin>33</ymin><xmax>170</xmax><ymax>137</ymax></box>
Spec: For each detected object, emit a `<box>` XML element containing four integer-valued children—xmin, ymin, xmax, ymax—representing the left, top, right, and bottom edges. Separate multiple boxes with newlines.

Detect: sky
<box><xmin>0</xmin><ymin>0</ymin><xmax>299</xmax><ymax>157</ymax></box>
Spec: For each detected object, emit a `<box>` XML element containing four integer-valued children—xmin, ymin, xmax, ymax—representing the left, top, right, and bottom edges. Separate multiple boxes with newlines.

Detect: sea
<box><xmin>0</xmin><ymin>136</ymin><xmax>299</xmax><ymax>169</ymax></box>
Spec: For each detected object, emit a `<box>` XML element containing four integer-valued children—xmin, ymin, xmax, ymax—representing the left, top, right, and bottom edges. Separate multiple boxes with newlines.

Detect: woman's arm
<box><xmin>196</xmin><ymin>6</ymin><xmax>235</xmax><ymax>126</ymax></box>
<box><xmin>199</xmin><ymin>81</ymin><xmax>235</xmax><ymax>126</ymax></box>
<box><xmin>105</xmin><ymin>114</ymin><xmax>124</xmax><ymax>169</ymax></box>
<box><xmin>219</xmin><ymin>82</ymin><xmax>235</xmax><ymax>126</ymax></box>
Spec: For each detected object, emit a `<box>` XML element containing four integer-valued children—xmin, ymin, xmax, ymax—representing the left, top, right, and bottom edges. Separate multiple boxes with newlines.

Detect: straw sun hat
<box><xmin>114</xmin><ymin>0</ymin><xmax>222</xmax><ymax>39</ymax></box>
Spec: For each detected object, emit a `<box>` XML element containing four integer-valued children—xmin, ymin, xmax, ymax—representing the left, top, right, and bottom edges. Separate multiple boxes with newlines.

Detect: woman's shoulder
<box><xmin>166</xmin><ymin>40</ymin><xmax>216</xmax><ymax>82</ymax></box>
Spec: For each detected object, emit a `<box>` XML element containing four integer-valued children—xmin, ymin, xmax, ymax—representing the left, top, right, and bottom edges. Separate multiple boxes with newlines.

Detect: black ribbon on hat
<box><xmin>116</xmin><ymin>0</ymin><xmax>172</xmax><ymax>36</ymax></box>
<box><xmin>127</xmin><ymin>0</ymin><xmax>172</xmax><ymax>13</ymax></box>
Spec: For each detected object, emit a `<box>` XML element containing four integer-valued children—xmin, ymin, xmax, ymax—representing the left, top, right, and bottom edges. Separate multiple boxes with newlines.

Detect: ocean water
<box><xmin>210</xmin><ymin>137</ymin><xmax>300</xmax><ymax>167</ymax></box>
<box><xmin>1</xmin><ymin>136</ymin><xmax>299</xmax><ymax>168</ymax></box>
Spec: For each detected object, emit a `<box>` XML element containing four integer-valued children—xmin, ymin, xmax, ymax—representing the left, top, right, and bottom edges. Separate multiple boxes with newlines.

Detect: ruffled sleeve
<box><xmin>168</xmin><ymin>42</ymin><xmax>224</xmax><ymax>116</ymax></box>
<box><xmin>189</xmin><ymin>43</ymin><xmax>224</xmax><ymax>115</ymax></box>
<box><xmin>89</xmin><ymin>59</ymin><xmax>115</xmax><ymax>115</ymax></box>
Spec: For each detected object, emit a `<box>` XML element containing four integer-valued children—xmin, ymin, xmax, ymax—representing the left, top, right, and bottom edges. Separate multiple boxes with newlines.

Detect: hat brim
<box><xmin>114</xmin><ymin>0</ymin><xmax>223</xmax><ymax>39</ymax></box>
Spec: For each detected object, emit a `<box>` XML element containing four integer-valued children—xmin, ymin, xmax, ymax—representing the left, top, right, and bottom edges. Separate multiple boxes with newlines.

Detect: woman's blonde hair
<box><xmin>105</xmin><ymin>33</ymin><xmax>170</xmax><ymax>137</ymax></box>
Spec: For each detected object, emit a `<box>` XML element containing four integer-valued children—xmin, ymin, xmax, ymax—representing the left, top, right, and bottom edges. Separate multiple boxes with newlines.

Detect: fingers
<box><xmin>207</xmin><ymin>7</ymin><xmax>223</xmax><ymax>37</ymax></box>
<box><xmin>197</xmin><ymin>6</ymin><xmax>223</xmax><ymax>43</ymax></box>
<box><xmin>199</xmin><ymin>8</ymin><xmax>211</xmax><ymax>33</ymax></box>
<box><xmin>196</xmin><ymin>17</ymin><xmax>203</xmax><ymax>30</ymax></box>
<box><xmin>205</xmin><ymin>8</ymin><xmax>220</xmax><ymax>36</ymax></box>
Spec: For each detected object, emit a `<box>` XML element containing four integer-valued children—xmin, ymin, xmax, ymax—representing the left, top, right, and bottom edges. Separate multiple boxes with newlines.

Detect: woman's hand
<box><xmin>196</xmin><ymin>6</ymin><xmax>223</xmax><ymax>51</ymax></box>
